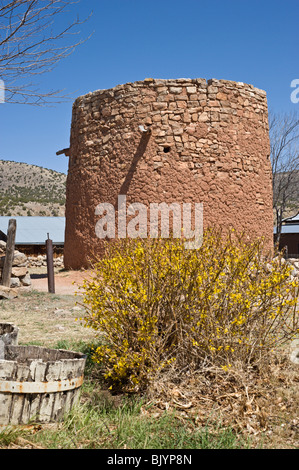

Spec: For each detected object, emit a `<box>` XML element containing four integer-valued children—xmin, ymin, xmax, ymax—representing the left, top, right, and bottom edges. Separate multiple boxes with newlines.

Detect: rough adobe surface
<box><xmin>64</xmin><ymin>77</ymin><xmax>273</xmax><ymax>269</ymax></box>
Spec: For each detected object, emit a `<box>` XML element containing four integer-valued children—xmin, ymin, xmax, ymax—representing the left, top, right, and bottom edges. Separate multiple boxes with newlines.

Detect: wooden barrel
<box><xmin>0</xmin><ymin>345</ymin><xmax>86</xmax><ymax>425</ymax></box>
<box><xmin>0</xmin><ymin>323</ymin><xmax>19</xmax><ymax>360</ymax></box>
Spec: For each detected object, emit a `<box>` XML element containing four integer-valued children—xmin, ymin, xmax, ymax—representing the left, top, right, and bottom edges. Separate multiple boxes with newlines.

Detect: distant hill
<box><xmin>0</xmin><ymin>160</ymin><xmax>66</xmax><ymax>216</ymax></box>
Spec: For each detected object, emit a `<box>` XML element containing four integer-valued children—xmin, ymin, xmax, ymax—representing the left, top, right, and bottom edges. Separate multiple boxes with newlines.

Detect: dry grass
<box><xmin>144</xmin><ymin>349</ymin><xmax>299</xmax><ymax>449</ymax></box>
<box><xmin>0</xmin><ymin>289</ymin><xmax>95</xmax><ymax>347</ymax></box>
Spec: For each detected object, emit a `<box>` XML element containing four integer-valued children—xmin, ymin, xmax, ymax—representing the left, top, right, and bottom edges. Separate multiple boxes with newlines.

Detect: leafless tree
<box><xmin>0</xmin><ymin>0</ymin><xmax>90</xmax><ymax>105</ymax></box>
<box><xmin>270</xmin><ymin>111</ymin><xmax>299</xmax><ymax>246</ymax></box>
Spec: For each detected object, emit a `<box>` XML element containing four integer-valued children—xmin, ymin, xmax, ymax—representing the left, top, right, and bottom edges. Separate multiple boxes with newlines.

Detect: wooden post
<box><xmin>2</xmin><ymin>219</ymin><xmax>16</xmax><ymax>287</ymax></box>
<box><xmin>46</xmin><ymin>234</ymin><xmax>55</xmax><ymax>294</ymax></box>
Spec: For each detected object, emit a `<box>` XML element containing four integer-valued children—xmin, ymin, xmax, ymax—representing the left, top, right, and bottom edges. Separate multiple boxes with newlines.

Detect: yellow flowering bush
<box><xmin>80</xmin><ymin>229</ymin><xmax>299</xmax><ymax>391</ymax></box>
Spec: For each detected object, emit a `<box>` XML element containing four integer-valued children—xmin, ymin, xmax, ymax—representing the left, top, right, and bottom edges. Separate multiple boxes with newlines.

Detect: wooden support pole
<box><xmin>2</xmin><ymin>219</ymin><xmax>16</xmax><ymax>287</ymax></box>
<box><xmin>46</xmin><ymin>234</ymin><xmax>55</xmax><ymax>294</ymax></box>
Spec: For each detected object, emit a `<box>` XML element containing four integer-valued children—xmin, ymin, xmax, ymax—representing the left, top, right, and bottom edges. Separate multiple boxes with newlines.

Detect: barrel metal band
<box><xmin>0</xmin><ymin>376</ymin><xmax>84</xmax><ymax>394</ymax></box>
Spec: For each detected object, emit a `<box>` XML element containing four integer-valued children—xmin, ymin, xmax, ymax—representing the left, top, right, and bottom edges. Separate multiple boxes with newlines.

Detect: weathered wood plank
<box><xmin>9</xmin><ymin>360</ymin><xmax>31</xmax><ymax>425</ymax></box>
<box><xmin>28</xmin><ymin>360</ymin><xmax>45</xmax><ymax>422</ymax></box>
<box><xmin>1</xmin><ymin>219</ymin><xmax>16</xmax><ymax>287</ymax></box>
<box><xmin>46</xmin><ymin>237</ymin><xmax>55</xmax><ymax>294</ymax></box>
<box><xmin>0</xmin><ymin>393</ymin><xmax>13</xmax><ymax>424</ymax></box>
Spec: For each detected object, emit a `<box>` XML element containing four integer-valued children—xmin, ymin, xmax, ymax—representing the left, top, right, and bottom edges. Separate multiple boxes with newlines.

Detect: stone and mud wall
<box><xmin>64</xmin><ymin>78</ymin><xmax>273</xmax><ymax>269</ymax></box>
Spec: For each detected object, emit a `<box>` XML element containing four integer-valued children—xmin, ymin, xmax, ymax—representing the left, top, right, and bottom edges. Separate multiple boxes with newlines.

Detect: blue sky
<box><xmin>0</xmin><ymin>0</ymin><xmax>298</xmax><ymax>174</ymax></box>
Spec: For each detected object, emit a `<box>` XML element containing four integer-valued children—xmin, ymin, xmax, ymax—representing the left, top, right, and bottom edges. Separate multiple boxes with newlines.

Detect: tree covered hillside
<box><xmin>0</xmin><ymin>160</ymin><xmax>66</xmax><ymax>216</ymax></box>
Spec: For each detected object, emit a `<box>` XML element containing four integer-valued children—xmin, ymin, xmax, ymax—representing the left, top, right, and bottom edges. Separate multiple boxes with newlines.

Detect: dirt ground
<box><xmin>29</xmin><ymin>266</ymin><xmax>92</xmax><ymax>295</ymax></box>
<box><xmin>0</xmin><ymin>267</ymin><xmax>96</xmax><ymax>347</ymax></box>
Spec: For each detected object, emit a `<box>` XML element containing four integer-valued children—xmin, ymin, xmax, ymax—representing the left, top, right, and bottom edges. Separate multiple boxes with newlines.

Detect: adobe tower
<box><xmin>63</xmin><ymin>78</ymin><xmax>273</xmax><ymax>269</ymax></box>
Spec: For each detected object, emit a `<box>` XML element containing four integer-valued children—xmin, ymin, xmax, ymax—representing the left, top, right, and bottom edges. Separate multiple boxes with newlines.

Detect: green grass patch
<box><xmin>11</xmin><ymin>393</ymin><xmax>249</xmax><ymax>449</ymax></box>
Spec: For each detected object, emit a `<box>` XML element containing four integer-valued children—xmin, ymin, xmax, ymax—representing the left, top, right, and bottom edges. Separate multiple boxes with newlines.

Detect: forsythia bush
<box><xmin>80</xmin><ymin>230</ymin><xmax>299</xmax><ymax>391</ymax></box>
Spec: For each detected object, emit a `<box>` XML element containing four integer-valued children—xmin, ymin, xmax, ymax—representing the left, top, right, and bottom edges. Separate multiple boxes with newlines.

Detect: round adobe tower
<box><xmin>64</xmin><ymin>77</ymin><xmax>273</xmax><ymax>269</ymax></box>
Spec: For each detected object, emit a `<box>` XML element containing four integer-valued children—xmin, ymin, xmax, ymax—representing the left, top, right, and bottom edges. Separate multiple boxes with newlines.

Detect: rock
<box><xmin>186</xmin><ymin>86</ymin><xmax>197</xmax><ymax>94</ymax></box>
<box><xmin>273</xmin><ymin>256</ymin><xmax>286</xmax><ymax>265</ymax></box>
<box><xmin>0</xmin><ymin>286</ymin><xmax>18</xmax><ymax>300</ymax></box>
<box><xmin>265</xmin><ymin>263</ymin><xmax>273</xmax><ymax>272</ymax></box>
<box><xmin>10</xmin><ymin>277</ymin><xmax>21</xmax><ymax>288</ymax></box>
<box><xmin>72</xmin><ymin>306</ymin><xmax>83</xmax><ymax>312</ymax></box>
<box><xmin>0</xmin><ymin>241</ymin><xmax>6</xmax><ymax>249</ymax></box>
<box><xmin>12</xmin><ymin>251</ymin><xmax>27</xmax><ymax>267</ymax></box>
<box><xmin>20</xmin><ymin>273</ymin><xmax>31</xmax><ymax>286</ymax></box>
<box><xmin>169</xmin><ymin>87</ymin><xmax>183</xmax><ymax>94</ymax></box>
<box><xmin>288</xmin><ymin>259</ymin><xmax>299</xmax><ymax>271</ymax></box>
<box><xmin>11</xmin><ymin>267</ymin><xmax>28</xmax><ymax>278</ymax></box>
<box><xmin>17</xmin><ymin>286</ymin><xmax>32</xmax><ymax>294</ymax></box>
<box><xmin>54</xmin><ymin>308</ymin><xmax>69</xmax><ymax>316</ymax></box>
<box><xmin>198</xmin><ymin>112</ymin><xmax>209</xmax><ymax>122</ymax></box>
<box><xmin>153</xmin><ymin>162</ymin><xmax>164</xmax><ymax>170</ymax></box>
<box><xmin>287</xmin><ymin>266</ymin><xmax>297</xmax><ymax>277</ymax></box>
<box><xmin>290</xmin><ymin>339</ymin><xmax>299</xmax><ymax>365</ymax></box>
<box><xmin>290</xmin><ymin>350</ymin><xmax>299</xmax><ymax>365</ymax></box>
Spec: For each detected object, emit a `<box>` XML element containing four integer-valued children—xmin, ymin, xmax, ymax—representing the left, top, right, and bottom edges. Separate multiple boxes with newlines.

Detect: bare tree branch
<box><xmin>270</xmin><ymin>110</ymin><xmax>299</xmax><ymax>246</ymax></box>
<box><xmin>0</xmin><ymin>0</ymin><xmax>91</xmax><ymax>105</ymax></box>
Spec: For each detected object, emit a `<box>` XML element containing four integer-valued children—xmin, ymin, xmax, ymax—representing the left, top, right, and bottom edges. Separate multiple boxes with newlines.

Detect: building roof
<box><xmin>274</xmin><ymin>213</ymin><xmax>299</xmax><ymax>234</ymax></box>
<box><xmin>283</xmin><ymin>213</ymin><xmax>299</xmax><ymax>224</ymax></box>
<box><xmin>274</xmin><ymin>224</ymin><xmax>299</xmax><ymax>234</ymax></box>
<box><xmin>0</xmin><ymin>217</ymin><xmax>65</xmax><ymax>245</ymax></box>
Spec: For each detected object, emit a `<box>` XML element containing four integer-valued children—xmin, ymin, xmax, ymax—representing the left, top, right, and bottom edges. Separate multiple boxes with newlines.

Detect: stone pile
<box><xmin>26</xmin><ymin>255</ymin><xmax>64</xmax><ymax>268</ymax></box>
<box><xmin>0</xmin><ymin>240</ymin><xmax>31</xmax><ymax>299</ymax></box>
<box><xmin>287</xmin><ymin>258</ymin><xmax>299</xmax><ymax>275</ymax></box>
<box><xmin>275</xmin><ymin>257</ymin><xmax>299</xmax><ymax>279</ymax></box>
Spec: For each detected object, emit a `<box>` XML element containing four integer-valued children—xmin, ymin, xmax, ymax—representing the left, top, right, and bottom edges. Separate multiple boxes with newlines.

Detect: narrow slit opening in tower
<box><xmin>163</xmin><ymin>146</ymin><xmax>171</xmax><ymax>153</ymax></box>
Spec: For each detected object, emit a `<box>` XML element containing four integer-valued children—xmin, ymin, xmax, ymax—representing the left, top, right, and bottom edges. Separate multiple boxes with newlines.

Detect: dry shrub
<box><xmin>80</xmin><ymin>229</ymin><xmax>299</xmax><ymax>392</ymax></box>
